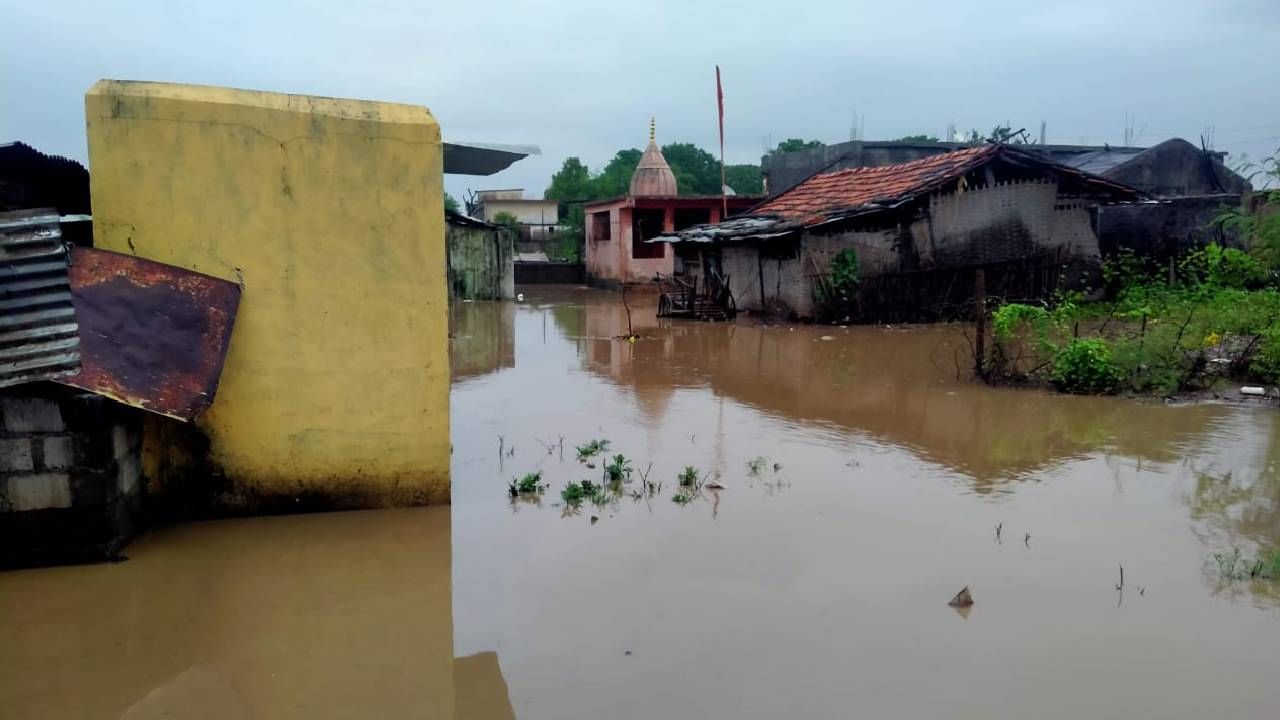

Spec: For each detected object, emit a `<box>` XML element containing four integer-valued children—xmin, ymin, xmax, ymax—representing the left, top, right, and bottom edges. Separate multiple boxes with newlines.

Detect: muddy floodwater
<box><xmin>5</xmin><ymin>286</ymin><xmax>1280</xmax><ymax>719</ymax></box>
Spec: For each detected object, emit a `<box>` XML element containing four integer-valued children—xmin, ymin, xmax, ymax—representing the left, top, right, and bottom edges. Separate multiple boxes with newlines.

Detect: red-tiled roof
<box><xmin>755</xmin><ymin>145</ymin><xmax>1000</xmax><ymax>224</ymax></box>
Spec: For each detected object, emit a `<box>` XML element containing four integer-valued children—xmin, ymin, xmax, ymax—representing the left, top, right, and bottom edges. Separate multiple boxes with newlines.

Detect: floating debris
<box><xmin>948</xmin><ymin>586</ymin><xmax>974</xmax><ymax>607</ymax></box>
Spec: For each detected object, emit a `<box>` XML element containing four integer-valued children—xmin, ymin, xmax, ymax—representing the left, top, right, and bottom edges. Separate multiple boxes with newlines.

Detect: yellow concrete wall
<box><xmin>86</xmin><ymin>80</ymin><xmax>449</xmax><ymax>506</ymax></box>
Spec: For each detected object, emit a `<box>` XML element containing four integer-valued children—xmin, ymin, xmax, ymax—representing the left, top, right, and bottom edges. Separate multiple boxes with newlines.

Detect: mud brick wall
<box><xmin>0</xmin><ymin>390</ymin><xmax>143</xmax><ymax>567</ymax></box>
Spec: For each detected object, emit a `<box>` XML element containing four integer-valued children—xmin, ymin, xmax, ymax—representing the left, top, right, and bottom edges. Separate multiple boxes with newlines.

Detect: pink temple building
<box><xmin>584</xmin><ymin>122</ymin><xmax>760</xmax><ymax>287</ymax></box>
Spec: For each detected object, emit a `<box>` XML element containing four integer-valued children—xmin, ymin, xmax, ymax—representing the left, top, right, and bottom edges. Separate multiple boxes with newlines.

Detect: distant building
<box><xmin>469</xmin><ymin>189</ymin><xmax>560</xmax><ymax>251</ymax></box>
<box><xmin>584</xmin><ymin>121</ymin><xmax>761</xmax><ymax>287</ymax></box>
<box><xmin>660</xmin><ymin>144</ymin><xmax>1139</xmax><ymax>320</ymax></box>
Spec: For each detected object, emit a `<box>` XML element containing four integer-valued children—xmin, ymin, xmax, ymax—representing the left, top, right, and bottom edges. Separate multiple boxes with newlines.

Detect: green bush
<box><xmin>1251</xmin><ymin>327</ymin><xmax>1280</xmax><ymax>384</ymax></box>
<box><xmin>992</xmin><ymin>303</ymin><xmax>1050</xmax><ymax>341</ymax></box>
<box><xmin>1179</xmin><ymin>243</ymin><xmax>1270</xmax><ymax>289</ymax></box>
<box><xmin>1051</xmin><ymin>338</ymin><xmax>1122</xmax><ymax>394</ymax></box>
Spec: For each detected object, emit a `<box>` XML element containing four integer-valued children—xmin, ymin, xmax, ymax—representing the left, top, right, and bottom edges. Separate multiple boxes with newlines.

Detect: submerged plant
<box><xmin>677</xmin><ymin>466</ymin><xmax>700</xmax><ymax>487</ymax></box>
<box><xmin>671</xmin><ymin>492</ymin><xmax>692</xmax><ymax>505</ymax></box>
<box><xmin>1213</xmin><ymin>548</ymin><xmax>1280</xmax><ymax>582</ymax></box>
<box><xmin>508</xmin><ymin>471</ymin><xmax>545</xmax><ymax>497</ymax></box>
<box><xmin>604</xmin><ymin>454</ymin><xmax>633</xmax><ymax>482</ymax></box>
<box><xmin>576</xmin><ymin>439</ymin><xmax>611</xmax><ymax>461</ymax></box>
<box><xmin>746</xmin><ymin>457</ymin><xmax>768</xmax><ymax>476</ymax></box>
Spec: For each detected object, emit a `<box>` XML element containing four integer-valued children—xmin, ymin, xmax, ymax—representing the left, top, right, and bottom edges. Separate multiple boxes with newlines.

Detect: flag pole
<box><xmin>716</xmin><ymin>65</ymin><xmax>727</xmax><ymax>219</ymax></box>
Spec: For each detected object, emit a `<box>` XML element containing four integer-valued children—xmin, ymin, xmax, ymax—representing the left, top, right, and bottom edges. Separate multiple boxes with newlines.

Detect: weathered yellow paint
<box><xmin>86</xmin><ymin>80</ymin><xmax>450</xmax><ymax>506</ymax></box>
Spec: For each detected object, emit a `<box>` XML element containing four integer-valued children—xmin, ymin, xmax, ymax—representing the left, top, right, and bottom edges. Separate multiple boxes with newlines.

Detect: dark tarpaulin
<box><xmin>62</xmin><ymin>247</ymin><xmax>241</xmax><ymax>421</ymax></box>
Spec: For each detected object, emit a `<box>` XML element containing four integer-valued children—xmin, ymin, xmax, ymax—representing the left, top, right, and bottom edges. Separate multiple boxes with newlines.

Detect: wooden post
<box><xmin>757</xmin><ymin>246</ymin><xmax>766</xmax><ymax>312</ymax></box>
<box><xmin>974</xmin><ymin>268</ymin><xmax>987</xmax><ymax>379</ymax></box>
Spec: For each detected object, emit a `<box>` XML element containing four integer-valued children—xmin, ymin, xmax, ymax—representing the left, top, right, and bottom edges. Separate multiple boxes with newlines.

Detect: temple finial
<box><xmin>649</xmin><ymin>117</ymin><xmax>655</xmax><ymax>143</ymax></box>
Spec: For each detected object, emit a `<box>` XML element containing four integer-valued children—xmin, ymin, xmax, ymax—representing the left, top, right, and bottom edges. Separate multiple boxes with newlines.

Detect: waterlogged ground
<box><xmin>3</xmin><ymin>286</ymin><xmax>1279</xmax><ymax>719</ymax></box>
<box><xmin>451</xmin><ymin>287</ymin><xmax>1280</xmax><ymax>719</ymax></box>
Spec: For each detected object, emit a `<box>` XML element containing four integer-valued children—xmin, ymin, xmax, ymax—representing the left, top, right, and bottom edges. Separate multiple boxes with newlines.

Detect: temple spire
<box><xmin>630</xmin><ymin>119</ymin><xmax>678</xmax><ymax>197</ymax></box>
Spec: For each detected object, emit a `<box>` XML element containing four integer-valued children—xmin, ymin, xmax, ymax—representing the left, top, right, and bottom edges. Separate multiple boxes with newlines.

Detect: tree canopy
<box><xmin>892</xmin><ymin>134</ymin><xmax>942</xmax><ymax>143</ymax></box>
<box><xmin>444</xmin><ymin>192</ymin><xmax>460</xmax><ymax>213</ymax></box>
<box><xmin>544</xmin><ymin>143</ymin><xmax>761</xmax><ymax>203</ymax></box>
<box><xmin>768</xmin><ymin>138</ymin><xmax>825</xmax><ymax>156</ymax></box>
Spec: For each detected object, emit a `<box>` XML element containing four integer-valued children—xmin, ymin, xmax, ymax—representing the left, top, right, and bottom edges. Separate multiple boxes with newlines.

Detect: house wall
<box><xmin>585</xmin><ymin>202</ymin><xmax>675</xmax><ymax>285</ymax></box>
<box><xmin>447</xmin><ymin>223</ymin><xmax>514</xmax><ymax>300</ymax></box>
<box><xmin>85</xmin><ymin>80</ymin><xmax>451</xmax><ymax>510</ymax></box>
<box><xmin>725</xmin><ymin>180</ymin><xmax>1104</xmax><ymax>319</ymax></box>
<box><xmin>586</xmin><ymin>204</ymin><xmax>624</xmax><ymax>283</ymax></box>
<box><xmin>620</xmin><ymin>206</ymin><xmax>674</xmax><ymax>283</ymax></box>
<box><xmin>0</xmin><ymin>391</ymin><xmax>143</xmax><ymax>568</ymax></box>
<box><xmin>1097</xmin><ymin>195</ymin><xmax>1241</xmax><ymax>260</ymax></box>
<box><xmin>925</xmin><ymin>180</ymin><xmax>1067</xmax><ymax>264</ymax></box>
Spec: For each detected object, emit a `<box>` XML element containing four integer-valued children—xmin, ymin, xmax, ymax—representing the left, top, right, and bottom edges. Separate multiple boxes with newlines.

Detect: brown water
<box><xmin>5</xmin><ymin>286</ymin><xmax>1280</xmax><ymax>719</ymax></box>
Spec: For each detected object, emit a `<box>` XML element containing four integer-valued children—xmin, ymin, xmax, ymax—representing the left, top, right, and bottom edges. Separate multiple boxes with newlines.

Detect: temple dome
<box><xmin>629</xmin><ymin>119</ymin><xmax>678</xmax><ymax>197</ymax></box>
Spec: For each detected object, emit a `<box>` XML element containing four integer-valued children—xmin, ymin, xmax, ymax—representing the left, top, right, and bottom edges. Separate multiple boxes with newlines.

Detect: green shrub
<box><xmin>1051</xmin><ymin>338</ymin><xmax>1122</xmax><ymax>394</ymax></box>
<box><xmin>1179</xmin><ymin>243</ymin><xmax>1269</xmax><ymax>289</ymax></box>
<box><xmin>1251</xmin><ymin>327</ymin><xmax>1280</xmax><ymax>384</ymax></box>
<box><xmin>992</xmin><ymin>303</ymin><xmax>1050</xmax><ymax>341</ymax></box>
<box><xmin>829</xmin><ymin>249</ymin><xmax>860</xmax><ymax>299</ymax></box>
<box><xmin>815</xmin><ymin>249</ymin><xmax>860</xmax><ymax>312</ymax></box>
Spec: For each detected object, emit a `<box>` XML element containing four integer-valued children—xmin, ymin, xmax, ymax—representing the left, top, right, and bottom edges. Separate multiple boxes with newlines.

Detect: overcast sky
<box><xmin>3</xmin><ymin>1</ymin><xmax>1278</xmax><ymax>200</ymax></box>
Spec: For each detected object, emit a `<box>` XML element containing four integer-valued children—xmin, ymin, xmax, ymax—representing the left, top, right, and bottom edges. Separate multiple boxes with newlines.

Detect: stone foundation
<box><xmin>0</xmin><ymin>387</ymin><xmax>143</xmax><ymax>568</ymax></box>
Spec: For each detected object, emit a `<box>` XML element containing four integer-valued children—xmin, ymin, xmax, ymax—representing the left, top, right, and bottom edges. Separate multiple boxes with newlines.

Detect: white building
<box><xmin>469</xmin><ymin>189</ymin><xmax>561</xmax><ymax>248</ymax></box>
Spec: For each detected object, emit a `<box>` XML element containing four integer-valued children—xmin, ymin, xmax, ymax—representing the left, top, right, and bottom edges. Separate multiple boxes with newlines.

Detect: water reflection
<box><xmin>546</xmin><ymin>287</ymin><xmax>1233</xmax><ymax>489</ymax></box>
<box><xmin>452</xmin><ymin>300</ymin><xmax>516</xmax><ymax>383</ymax></box>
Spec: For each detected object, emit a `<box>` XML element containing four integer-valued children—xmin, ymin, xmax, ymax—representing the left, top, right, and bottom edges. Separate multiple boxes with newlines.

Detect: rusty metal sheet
<box><xmin>62</xmin><ymin>247</ymin><xmax>241</xmax><ymax>421</ymax></box>
<box><xmin>0</xmin><ymin>208</ymin><xmax>81</xmax><ymax>388</ymax></box>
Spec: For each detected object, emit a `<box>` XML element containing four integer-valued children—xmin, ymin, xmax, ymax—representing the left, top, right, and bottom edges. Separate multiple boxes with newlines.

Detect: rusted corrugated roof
<box><xmin>62</xmin><ymin>248</ymin><xmax>241</xmax><ymax>421</ymax></box>
<box><xmin>0</xmin><ymin>209</ymin><xmax>81</xmax><ymax>388</ymax></box>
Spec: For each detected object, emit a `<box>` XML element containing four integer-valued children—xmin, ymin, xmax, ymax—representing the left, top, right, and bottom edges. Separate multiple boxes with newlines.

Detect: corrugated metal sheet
<box><xmin>63</xmin><ymin>247</ymin><xmax>241</xmax><ymax>421</ymax></box>
<box><xmin>0</xmin><ymin>209</ymin><xmax>81</xmax><ymax>388</ymax></box>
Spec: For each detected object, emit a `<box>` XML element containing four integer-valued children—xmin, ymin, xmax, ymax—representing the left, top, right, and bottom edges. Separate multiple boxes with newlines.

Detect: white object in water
<box><xmin>1241</xmin><ymin>386</ymin><xmax>1266</xmax><ymax>396</ymax></box>
<box><xmin>516</xmin><ymin>293</ymin><xmax>525</xmax><ymax>302</ymax></box>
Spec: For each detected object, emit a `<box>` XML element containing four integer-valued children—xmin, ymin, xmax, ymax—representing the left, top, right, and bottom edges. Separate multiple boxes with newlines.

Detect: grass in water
<box><xmin>576</xmin><ymin>439</ymin><xmax>610</xmax><ymax>462</ymax></box>
<box><xmin>508</xmin><ymin>471</ymin><xmax>545</xmax><ymax>497</ymax></box>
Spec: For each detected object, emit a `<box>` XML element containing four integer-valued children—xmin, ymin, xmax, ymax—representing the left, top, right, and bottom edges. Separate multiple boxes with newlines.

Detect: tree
<box><xmin>545</xmin><ymin>157</ymin><xmax>593</xmax><ymax>205</ymax></box>
<box><xmin>724</xmin><ymin>164</ymin><xmax>763</xmax><ymax>195</ymax></box>
<box><xmin>593</xmin><ymin>149</ymin><xmax>643</xmax><ymax>198</ymax></box>
<box><xmin>444</xmin><ymin>192</ymin><xmax>460</xmax><ymax>213</ymax></box>
<box><xmin>768</xmin><ymin>138</ymin><xmax>825</xmax><ymax>156</ymax></box>
<box><xmin>492</xmin><ymin>211</ymin><xmax>521</xmax><ymax>237</ymax></box>
<box><xmin>892</xmin><ymin>134</ymin><xmax>941</xmax><ymax>143</ymax></box>
<box><xmin>661</xmin><ymin>142</ymin><xmax>722</xmax><ymax>195</ymax></box>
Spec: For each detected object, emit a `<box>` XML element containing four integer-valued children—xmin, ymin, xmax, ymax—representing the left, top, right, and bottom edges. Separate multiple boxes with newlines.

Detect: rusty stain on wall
<box><xmin>62</xmin><ymin>247</ymin><xmax>240</xmax><ymax>421</ymax></box>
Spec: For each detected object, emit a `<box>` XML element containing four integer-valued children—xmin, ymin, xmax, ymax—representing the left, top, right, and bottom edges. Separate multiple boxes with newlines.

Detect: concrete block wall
<box><xmin>0</xmin><ymin>390</ymin><xmax>143</xmax><ymax>567</ymax></box>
